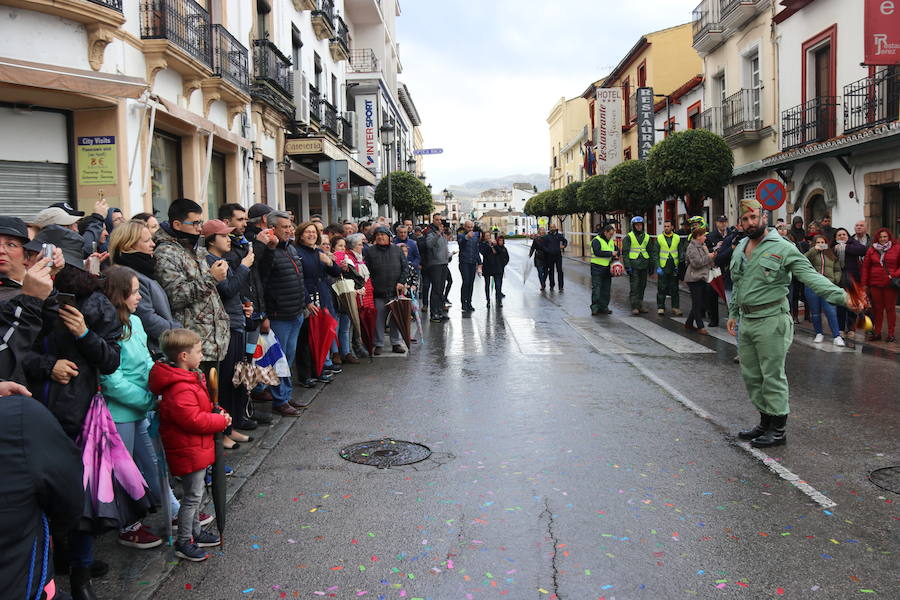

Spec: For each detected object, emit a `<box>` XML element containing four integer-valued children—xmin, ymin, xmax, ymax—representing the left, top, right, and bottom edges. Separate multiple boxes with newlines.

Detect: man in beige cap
<box><xmin>727</xmin><ymin>198</ymin><xmax>866</xmax><ymax>448</ymax></box>
<box><xmin>29</xmin><ymin>207</ymin><xmax>81</xmax><ymax>231</ymax></box>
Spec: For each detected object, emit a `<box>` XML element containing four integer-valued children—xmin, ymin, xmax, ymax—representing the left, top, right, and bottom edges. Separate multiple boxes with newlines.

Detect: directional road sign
<box><xmin>756</xmin><ymin>178</ymin><xmax>787</xmax><ymax>211</ymax></box>
<box><xmin>413</xmin><ymin>148</ymin><xmax>443</xmax><ymax>155</ymax></box>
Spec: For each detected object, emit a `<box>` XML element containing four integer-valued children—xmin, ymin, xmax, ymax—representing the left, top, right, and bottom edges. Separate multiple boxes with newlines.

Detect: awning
<box><xmin>761</xmin><ymin>121</ymin><xmax>900</xmax><ymax>171</ymax></box>
<box><xmin>285</xmin><ymin>136</ymin><xmax>377</xmax><ymax>187</ymax></box>
<box><xmin>0</xmin><ymin>56</ymin><xmax>147</xmax><ymax>99</ymax></box>
<box><xmin>155</xmin><ymin>97</ymin><xmax>252</xmax><ymax>150</ymax></box>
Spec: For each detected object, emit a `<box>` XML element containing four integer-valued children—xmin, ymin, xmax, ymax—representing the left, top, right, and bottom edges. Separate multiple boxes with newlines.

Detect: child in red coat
<box><xmin>149</xmin><ymin>328</ymin><xmax>231</xmax><ymax>562</ymax></box>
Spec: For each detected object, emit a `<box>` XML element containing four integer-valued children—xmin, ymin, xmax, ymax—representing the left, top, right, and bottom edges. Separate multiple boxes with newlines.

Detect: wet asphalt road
<box><xmin>147</xmin><ymin>242</ymin><xmax>899</xmax><ymax>599</ymax></box>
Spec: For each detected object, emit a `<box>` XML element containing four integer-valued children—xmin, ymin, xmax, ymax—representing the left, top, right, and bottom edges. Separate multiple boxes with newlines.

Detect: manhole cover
<box><xmin>869</xmin><ymin>466</ymin><xmax>900</xmax><ymax>495</ymax></box>
<box><xmin>339</xmin><ymin>439</ymin><xmax>431</xmax><ymax>468</ymax></box>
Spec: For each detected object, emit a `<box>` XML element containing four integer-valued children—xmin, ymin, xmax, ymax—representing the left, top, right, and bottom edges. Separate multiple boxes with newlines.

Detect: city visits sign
<box><xmin>595</xmin><ymin>88</ymin><xmax>623</xmax><ymax>175</ymax></box>
<box><xmin>636</xmin><ymin>87</ymin><xmax>655</xmax><ymax>160</ymax></box>
<box><xmin>865</xmin><ymin>0</ymin><xmax>900</xmax><ymax>64</ymax></box>
<box><xmin>77</xmin><ymin>136</ymin><xmax>117</xmax><ymax>185</ymax></box>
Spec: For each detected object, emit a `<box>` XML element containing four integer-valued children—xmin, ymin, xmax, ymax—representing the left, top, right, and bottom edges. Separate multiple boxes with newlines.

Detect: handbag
<box><xmin>882</xmin><ymin>262</ymin><xmax>900</xmax><ymax>290</ymax></box>
<box><xmin>705</xmin><ymin>266</ymin><xmax>722</xmax><ymax>283</ymax></box>
<box><xmin>332</xmin><ymin>276</ymin><xmax>356</xmax><ymax>295</ymax></box>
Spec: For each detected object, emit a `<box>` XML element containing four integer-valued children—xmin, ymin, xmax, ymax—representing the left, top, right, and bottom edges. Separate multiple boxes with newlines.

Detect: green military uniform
<box><xmin>622</xmin><ymin>228</ymin><xmax>652</xmax><ymax>312</ymax></box>
<box><xmin>730</xmin><ymin>226</ymin><xmax>847</xmax><ymax>418</ymax></box>
<box><xmin>590</xmin><ymin>234</ymin><xmax>616</xmax><ymax>314</ymax></box>
<box><xmin>651</xmin><ymin>232</ymin><xmax>683</xmax><ymax>312</ymax></box>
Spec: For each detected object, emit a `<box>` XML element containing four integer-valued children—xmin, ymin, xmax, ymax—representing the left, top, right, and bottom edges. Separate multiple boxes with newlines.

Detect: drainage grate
<box><xmin>339</xmin><ymin>439</ymin><xmax>431</xmax><ymax>468</ymax></box>
<box><xmin>869</xmin><ymin>466</ymin><xmax>900</xmax><ymax>495</ymax></box>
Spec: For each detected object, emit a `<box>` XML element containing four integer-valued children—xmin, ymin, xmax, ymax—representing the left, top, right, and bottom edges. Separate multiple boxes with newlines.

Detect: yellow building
<box><xmin>546</xmin><ymin>96</ymin><xmax>591</xmax><ymax>255</ymax></box>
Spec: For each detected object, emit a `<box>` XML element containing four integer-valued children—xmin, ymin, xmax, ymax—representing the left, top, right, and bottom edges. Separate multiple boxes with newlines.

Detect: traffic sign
<box><xmin>756</xmin><ymin>178</ymin><xmax>787</xmax><ymax>211</ymax></box>
<box><xmin>413</xmin><ymin>148</ymin><xmax>443</xmax><ymax>155</ymax></box>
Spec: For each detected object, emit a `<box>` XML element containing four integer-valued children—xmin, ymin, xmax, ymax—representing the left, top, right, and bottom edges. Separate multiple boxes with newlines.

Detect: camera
<box><xmin>41</xmin><ymin>243</ymin><xmax>55</xmax><ymax>261</ymax></box>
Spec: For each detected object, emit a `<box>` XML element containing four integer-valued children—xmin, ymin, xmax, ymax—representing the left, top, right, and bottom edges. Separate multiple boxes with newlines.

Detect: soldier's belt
<box><xmin>740</xmin><ymin>299</ymin><xmax>785</xmax><ymax>314</ymax></box>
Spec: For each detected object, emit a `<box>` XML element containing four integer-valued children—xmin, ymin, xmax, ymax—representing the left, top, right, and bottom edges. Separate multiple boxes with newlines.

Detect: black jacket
<box><xmin>364</xmin><ymin>243</ymin><xmax>408</xmax><ymax>299</ymax></box>
<box><xmin>0</xmin><ymin>395</ymin><xmax>83</xmax><ymax>600</ymax></box>
<box><xmin>542</xmin><ymin>231</ymin><xmax>568</xmax><ymax>256</ymax></box>
<box><xmin>206</xmin><ymin>253</ymin><xmax>251</xmax><ymax>331</ymax></box>
<box><xmin>227</xmin><ymin>228</ymin><xmax>266</xmax><ymax>315</ymax></box>
<box><xmin>0</xmin><ymin>293</ymin><xmax>48</xmax><ymax>385</ymax></box>
<box><xmin>479</xmin><ymin>241</ymin><xmax>509</xmax><ymax>276</ymax></box>
<box><xmin>23</xmin><ymin>291</ymin><xmax>122</xmax><ymax>439</ymax></box>
<box><xmin>80</xmin><ymin>212</ymin><xmax>106</xmax><ymax>257</ymax></box>
<box><xmin>296</xmin><ymin>245</ymin><xmax>342</xmax><ymax>314</ymax></box>
<box><xmin>258</xmin><ymin>241</ymin><xmax>311</xmax><ymax>320</ymax></box>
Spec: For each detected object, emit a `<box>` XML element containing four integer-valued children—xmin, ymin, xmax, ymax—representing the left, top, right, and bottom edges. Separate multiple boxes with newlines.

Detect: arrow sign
<box><xmin>756</xmin><ymin>178</ymin><xmax>787</xmax><ymax>211</ymax></box>
<box><xmin>413</xmin><ymin>148</ymin><xmax>443</xmax><ymax>155</ymax></box>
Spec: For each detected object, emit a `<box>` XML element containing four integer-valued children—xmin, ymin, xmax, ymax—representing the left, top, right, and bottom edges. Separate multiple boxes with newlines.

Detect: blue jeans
<box><xmin>338</xmin><ymin>313</ymin><xmax>351</xmax><ymax>356</ymax></box>
<box><xmin>804</xmin><ymin>288</ymin><xmax>840</xmax><ymax>337</ymax></box>
<box><xmin>269</xmin><ymin>315</ymin><xmax>304</xmax><ymax>406</ymax></box>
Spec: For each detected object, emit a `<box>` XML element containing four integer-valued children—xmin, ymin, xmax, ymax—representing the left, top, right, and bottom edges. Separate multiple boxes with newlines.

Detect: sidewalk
<box><xmin>93</xmin><ymin>382</ymin><xmax>328</xmax><ymax>600</ymax></box>
<box><xmin>560</xmin><ymin>252</ymin><xmax>900</xmax><ymax>356</ymax></box>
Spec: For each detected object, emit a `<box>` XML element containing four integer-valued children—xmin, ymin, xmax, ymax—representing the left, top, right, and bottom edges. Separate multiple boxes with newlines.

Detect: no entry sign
<box><xmin>756</xmin><ymin>179</ymin><xmax>787</xmax><ymax>211</ymax></box>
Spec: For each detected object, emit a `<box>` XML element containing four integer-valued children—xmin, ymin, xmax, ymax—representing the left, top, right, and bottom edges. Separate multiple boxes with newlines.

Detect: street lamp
<box><xmin>407</xmin><ymin>155</ymin><xmax>417</xmax><ymax>174</ymax></box>
<box><xmin>442</xmin><ymin>188</ymin><xmax>453</xmax><ymax>221</ymax></box>
<box><xmin>379</xmin><ymin>119</ymin><xmax>396</xmax><ymax>217</ymax></box>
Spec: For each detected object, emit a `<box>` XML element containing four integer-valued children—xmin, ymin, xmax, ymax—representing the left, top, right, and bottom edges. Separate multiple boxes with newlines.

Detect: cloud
<box><xmin>397</xmin><ymin>0</ymin><xmax>700</xmax><ymax>189</ymax></box>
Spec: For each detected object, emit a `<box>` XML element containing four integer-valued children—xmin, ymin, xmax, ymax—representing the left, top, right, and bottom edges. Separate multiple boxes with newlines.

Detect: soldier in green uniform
<box><xmin>727</xmin><ymin>199</ymin><xmax>866</xmax><ymax>448</ymax></box>
<box><xmin>622</xmin><ymin>216</ymin><xmax>652</xmax><ymax>315</ymax></box>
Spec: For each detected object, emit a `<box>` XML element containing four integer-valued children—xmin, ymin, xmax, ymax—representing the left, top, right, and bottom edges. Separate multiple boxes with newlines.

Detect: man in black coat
<box><xmin>364</xmin><ymin>227</ymin><xmax>408</xmax><ymax>354</ymax></box>
<box><xmin>542</xmin><ymin>225</ymin><xmax>568</xmax><ymax>291</ymax></box>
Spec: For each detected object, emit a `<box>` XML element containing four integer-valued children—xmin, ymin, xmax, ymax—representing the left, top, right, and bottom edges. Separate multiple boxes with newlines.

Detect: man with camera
<box><xmin>457</xmin><ymin>221</ymin><xmax>482</xmax><ymax>312</ymax></box>
<box><xmin>423</xmin><ymin>214</ymin><xmax>450</xmax><ymax>323</ymax></box>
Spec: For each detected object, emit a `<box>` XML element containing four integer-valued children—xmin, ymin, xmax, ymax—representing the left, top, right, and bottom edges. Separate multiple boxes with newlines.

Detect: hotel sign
<box><xmin>636</xmin><ymin>87</ymin><xmax>655</xmax><ymax>160</ymax></box>
<box><xmin>595</xmin><ymin>88</ymin><xmax>623</xmax><ymax>175</ymax></box>
<box><xmin>865</xmin><ymin>0</ymin><xmax>900</xmax><ymax>64</ymax></box>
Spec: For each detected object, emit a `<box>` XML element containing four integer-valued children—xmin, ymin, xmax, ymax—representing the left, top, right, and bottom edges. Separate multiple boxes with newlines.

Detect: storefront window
<box><xmin>207</xmin><ymin>151</ymin><xmax>226</xmax><ymax>209</ymax></box>
<box><xmin>151</xmin><ymin>131</ymin><xmax>181</xmax><ymax>217</ymax></box>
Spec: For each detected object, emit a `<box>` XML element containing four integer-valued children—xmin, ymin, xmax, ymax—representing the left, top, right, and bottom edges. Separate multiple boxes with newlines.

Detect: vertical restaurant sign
<box><xmin>77</xmin><ymin>136</ymin><xmax>117</xmax><ymax>185</ymax></box>
<box><xmin>865</xmin><ymin>0</ymin><xmax>900</xmax><ymax>64</ymax></box>
<box><xmin>355</xmin><ymin>94</ymin><xmax>378</xmax><ymax>172</ymax></box>
<box><xmin>636</xmin><ymin>87</ymin><xmax>656</xmax><ymax>160</ymax></box>
<box><xmin>595</xmin><ymin>88</ymin><xmax>623</xmax><ymax>174</ymax></box>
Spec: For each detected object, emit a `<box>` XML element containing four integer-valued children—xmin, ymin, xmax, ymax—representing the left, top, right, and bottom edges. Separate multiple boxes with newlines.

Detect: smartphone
<box><xmin>57</xmin><ymin>292</ymin><xmax>77</xmax><ymax>308</ymax></box>
<box><xmin>41</xmin><ymin>243</ymin><xmax>55</xmax><ymax>261</ymax></box>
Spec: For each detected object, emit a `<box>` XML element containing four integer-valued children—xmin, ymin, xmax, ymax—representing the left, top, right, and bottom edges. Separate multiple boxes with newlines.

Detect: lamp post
<box><xmin>379</xmin><ymin>119</ymin><xmax>396</xmax><ymax>218</ymax></box>
<box><xmin>407</xmin><ymin>155</ymin><xmax>417</xmax><ymax>174</ymax></box>
<box><xmin>442</xmin><ymin>188</ymin><xmax>453</xmax><ymax>222</ymax></box>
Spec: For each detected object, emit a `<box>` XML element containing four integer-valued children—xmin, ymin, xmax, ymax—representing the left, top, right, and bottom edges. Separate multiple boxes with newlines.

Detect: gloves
<box><xmin>625</xmin><ymin>267</ymin><xmax>633</xmax><ymax>275</ymax></box>
<box><xmin>656</xmin><ymin>267</ymin><xmax>664</xmax><ymax>277</ymax></box>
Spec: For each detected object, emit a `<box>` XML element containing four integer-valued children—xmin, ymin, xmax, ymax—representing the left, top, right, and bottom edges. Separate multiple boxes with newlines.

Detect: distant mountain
<box><xmin>447</xmin><ymin>174</ymin><xmax>549</xmax><ymax>197</ymax></box>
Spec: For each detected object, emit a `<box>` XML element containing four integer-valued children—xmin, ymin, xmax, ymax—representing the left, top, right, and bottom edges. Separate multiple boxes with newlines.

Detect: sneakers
<box><xmin>324</xmin><ymin>365</ymin><xmax>342</xmax><ymax>374</ymax></box>
<box><xmin>172</xmin><ymin>512</ymin><xmax>214</xmax><ymax>527</ymax></box>
<box><xmin>657</xmin><ymin>308</ymin><xmax>665</xmax><ymax>315</ymax></box>
<box><xmin>175</xmin><ymin>541</ymin><xmax>208</xmax><ymax>562</ymax></box>
<box><xmin>671</xmin><ymin>308</ymin><xmax>683</xmax><ymax>316</ymax></box>
<box><xmin>317</xmin><ymin>373</ymin><xmax>334</xmax><ymax>383</ymax></box>
<box><xmin>631</xmin><ymin>309</ymin><xmax>640</xmax><ymax>315</ymax></box>
<box><xmin>118</xmin><ymin>524</ymin><xmax>162</xmax><ymax>549</ymax></box>
<box><xmin>833</xmin><ymin>336</ymin><xmax>846</xmax><ymax>347</ymax></box>
<box><xmin>194</xmin><ymin>529</ymin><xmax>221</xmax><ymax>548</ymax></box>
<box><xmin>813</xmin><ymin>333</ymin><xmax>824</xmax><ymax>343</ymax></box>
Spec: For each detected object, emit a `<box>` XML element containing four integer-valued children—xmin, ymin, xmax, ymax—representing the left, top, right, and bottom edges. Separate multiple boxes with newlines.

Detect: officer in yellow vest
<box><xmin>650</xmin><ymin>220</ymin><xmax>684</xmax><ymax>316</ymax></box>
<box><xmin>590</xmin><ymin>224</ymin><xmax>618</xmax><ymax>315</ymax></box>
<box><xmin>621</xmin><ymin>216</ymin><xmax>652</xmax><ymax>315</ymax></box>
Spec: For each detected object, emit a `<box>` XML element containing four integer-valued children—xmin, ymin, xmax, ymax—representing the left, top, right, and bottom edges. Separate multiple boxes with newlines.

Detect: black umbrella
<box><xmin>208</xmin><ymin>368</ymin><xmax>227</xmax><ymax>546</ymax></box>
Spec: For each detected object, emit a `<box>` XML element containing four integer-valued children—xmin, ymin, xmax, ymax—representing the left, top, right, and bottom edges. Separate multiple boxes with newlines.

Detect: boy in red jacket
<box><xmin>149</xmin><ymin>328</ymin><xmax>231</xmax><ymax>562</ymax></box>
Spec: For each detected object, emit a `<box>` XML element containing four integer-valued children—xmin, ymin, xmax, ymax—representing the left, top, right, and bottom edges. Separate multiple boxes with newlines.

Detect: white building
<box><xmin>474</xmin><ymin>188</ymin><xmax>512</xmax><ymax>218</ymax></box>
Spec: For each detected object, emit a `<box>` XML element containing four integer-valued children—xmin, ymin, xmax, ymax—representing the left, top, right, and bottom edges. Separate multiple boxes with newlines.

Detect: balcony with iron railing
<box><xmin>329</xmin><ymin>15</ymin><xmax>351</xmax><ymax>61</ymax></box>
<box><xmin>843</xmin><ymin>69</ymin><xmax>900</xmax><ymax>134</ymax></box>
<box><xmin>211</xmin><ymin>24</ymin><xmax>249</xmax><ymax>93</ymax></box>
<box><xmin>251</xmin><ymin>39</ymin><xmax>293</xmax><ymax>117</ymax></box>
<box><xmin>692</xmin><ymin>0</ymin><xmax>723</xmax><ymax>53</ymax></box>
<box><xmin>87</xmin><ymin>0</ymin><xmax>122</xmax><ymax>10</ymax></box>
<box><xmin>340</xmin><ymin>116</ymin><xmax>354</xmax><ymax>148</ymax></box>
<box><xmin>322</xmin><ymin>100</ymin><xmax>338</xmax><ymax>135</ymax></box>
<box><xmin>781</xmin><ymin>96</ymin><xmax>839</xmax><ymax>151</ymax></box>
<box><xmin>719</xmin><ymin>0</ymin><xmax>768</xmax><ymax>31</ymax></box>
<box><xmin>140</xmin><ymin>0</ymin><xmax>212</xmax><ymax>70</ymax></box>
<box><xmin>699</xmin><ymin>106</ymin><xmax>723</xmax><ymax>136</ymax></box>
<box><xmin>309</xmin><ymin>85</ymin><xmax>322</xmax><ymax>122</ymax></box>
<box><xmin>311</xmin><ymin>0</ymin><xmax>336</xmax><ymax>40</ymax></box>
<box><xmin>722</xmin><ymin>88</ymin><xmax>766</xmax><ymax>144</ymax></box>
<box><xmin>348</xmin><ymin>48</ymin><xmax>379</xmax><ymax>73</ymax></box>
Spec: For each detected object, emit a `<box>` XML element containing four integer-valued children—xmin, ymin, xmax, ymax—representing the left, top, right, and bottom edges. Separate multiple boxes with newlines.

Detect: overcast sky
<box><xmin>397</xmin><ymin>0</ymin><xmax>700</xmax><ymax>191</ymax></box>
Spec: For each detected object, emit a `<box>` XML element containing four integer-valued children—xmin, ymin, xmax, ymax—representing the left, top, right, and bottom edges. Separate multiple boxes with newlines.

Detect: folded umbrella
<box><xmin>147</xmin><ymin>412</ymin><xmax>173</xmax><ymax>548</ymax></box>
<box><xmin>386</xmin><ymin>296</ymin><xmax>413</xmax><ymax>349</ymax></box>
<box><xmin>522</xmin><ymin>256</ymin><xmax>534</xmax><ymax>284</ymax></box>
<box><xmin>208</xmin><ymin>368</ymin><xmax>226</xmax><ymax>546</ymax></box>
<box><xmin>709</xmin><ymin>275</ymin><xmax>726</xmax><ymax>302</ymax></box>
<box><xmin>307</xmin><ymin>307</ymin><xmax>338</xmax><ymax>375</ymax></box>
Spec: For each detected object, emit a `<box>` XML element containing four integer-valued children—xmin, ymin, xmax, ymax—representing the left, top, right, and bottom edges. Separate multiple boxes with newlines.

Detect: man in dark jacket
<box><xmin>0</xmin><ymin>395</ymin><xmax>83</xmax><ymax>600</ymax></box>
<box><xmin>529</xmin><ymin>227</ymin><xmax>548</xmax><ymax>290</ymax></box>
<box><xmin>393</xmin><ymin>225</ymin><xmax>421</xmax><ymax>271</ymax></box>
<box><xmin>364</xmin><ymin>227</ymin><xmax>408</xmax><ymax>353</ymax></box>
<box><xmin>542</xmin><ymin>225</ymin><xmax>568</xmax><ymax>291</ymax></box>
<box><xmin>456</xmin><ymin>220</ymin><xmax>481</xmax><ymax>312</ymax></box>
<box><xmin>422</xmin><ymin>214</ymin><xmax>450</xmax><ymax>322</ymax></box>
<box><xmin>257</xmin><ymin>210</ymin><xmax>313</xmax><ymax>416</ymax></box>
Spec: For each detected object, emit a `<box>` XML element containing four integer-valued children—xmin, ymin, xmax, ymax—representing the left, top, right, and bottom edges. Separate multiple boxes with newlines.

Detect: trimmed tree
<box><xmin>645</xmin><ymin>129</ymin><xmax>734</xmax><ymax>216</ymax></box>
<box><xmin>374</xmin><ymin>171</ymin><xmax>433</xmax><ymax>221</ymax></box>
<box><xmin>576</xmin><ymin>174</ymin><xmax>609</xmax><ymax>215</ymax></box>
<box><xmin>557</xmin><ymin>181</ymin><xmax>582</xmax><ymax>226</ymax></box>
<box><xmin>604</xmin><ymin>160</ymin><xmax>656</xmax><ymax>218</ymax></box>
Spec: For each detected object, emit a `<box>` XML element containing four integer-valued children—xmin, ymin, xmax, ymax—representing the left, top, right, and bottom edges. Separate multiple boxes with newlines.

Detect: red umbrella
<box><xmin>359</xmin><ymin>304</ymin><xmax>377</xmax><ymax>357</ymax></box>
<box><xmin>308</xmin><ymin>307</ymin><xmax>338</xmax><ymax>375</ymax></box>
<box><xmin>709</xmin><ymin>275</ymin><xmax>726</xmax><ymax>301</ymax></box>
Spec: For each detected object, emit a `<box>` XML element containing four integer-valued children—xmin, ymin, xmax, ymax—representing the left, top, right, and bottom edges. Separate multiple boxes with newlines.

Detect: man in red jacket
<box><xmin>150</xmin><ymin>328</ymin><xmax>230</xmax><ymax>562</ymax></box>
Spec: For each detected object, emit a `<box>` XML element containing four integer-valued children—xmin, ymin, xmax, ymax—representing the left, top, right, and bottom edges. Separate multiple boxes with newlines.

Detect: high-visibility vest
<box><xmin>627</xmin><ymin>231</ymin><xmax>650</xmax><ymax>259</ymax></box>
<box><xmin>591</xmin><ymin>235</ymin><xmax>615</xmax><ymax>266</ymax></box>
<box><xmin>657</xmin><ymin>233</ymin><xmax>680</xmax><ymax>267</ymax></box>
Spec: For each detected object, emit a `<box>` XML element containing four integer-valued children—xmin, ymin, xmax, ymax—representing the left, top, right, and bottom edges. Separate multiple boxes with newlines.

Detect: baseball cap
<box><xmin>24</xmin><ymin>225</ymin><xmax>86</xmax><ymax>270</ymax></box>
<box><xmin>716</xmin><ymin>215</ymin><xmax>728</xmax><ymax>222</ymax></box>
<box><xmin>0</xmin><ymin>216</ymin><xmax>30</xmax><ymax>241</ymax></box>
<box><xmin>30</xmin><ymin>207</ymin><xmax>81</xmax><ymax>229</ymax></box>
<box><xmin>247</xmin><ymin>203</ymin><xmax>273</xmax><ymax>220</ymax></box>
<box><xmin>49</xmin><ymin>202</ymin><xmax>85</xmax><ymax>217</ymax></box>
<box><xmin>201</xmin><ymin>220</ymin><xmax>235</xmax><ymax>238</ymax></box>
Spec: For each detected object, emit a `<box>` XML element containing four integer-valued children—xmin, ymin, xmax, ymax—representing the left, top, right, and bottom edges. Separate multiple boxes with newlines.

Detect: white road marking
<box><xmin>617</xmin><ymin>316</ymin><xmax>715</xmax><ymax>354</ymax></box>
<box><xmin>669</xmin><ymin>318</ymin><xmax>737</xmax><ymax>346</ymax></box>
<box><xmin>563</xmin><ymin>317</ymin><xmax>635</xmax><ymax>354</ymax></box>
<box><xmin>505</xmin><ymin>317</ymin><xmax>563</xmax><ymax>354</ymax></box>
<box><xmin>442</xmin><ymin>315</ymin><xmax>484</xmax><ymax>356</ymax></box>
<box><xmin>622</xmin><ymin>353</ymin><xmax>837</xmax><ymax>509</ymax></box>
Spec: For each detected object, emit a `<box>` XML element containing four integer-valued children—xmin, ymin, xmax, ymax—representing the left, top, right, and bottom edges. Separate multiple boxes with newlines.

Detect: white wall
<box><xmin>0</xmin><ymin>107</ymin><xmax>68</xmax><ymax>163</ymax></box>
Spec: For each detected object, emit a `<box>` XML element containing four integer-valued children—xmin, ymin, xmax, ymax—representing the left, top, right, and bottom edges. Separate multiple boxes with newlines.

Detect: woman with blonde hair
<box><xmin>108</xmin><ymin>220</ymin><xmax>180</xmax><ymax>354</ymax></box>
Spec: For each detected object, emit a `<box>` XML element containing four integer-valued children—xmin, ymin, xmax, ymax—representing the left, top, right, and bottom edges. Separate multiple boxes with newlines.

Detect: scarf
<box><xmin>351</xmin><ymin>250</ymin><xmax>370</xmax><ymax>280</ymax></box>
<box><xmin>834</xmin><ymin>241</ymin><xmax>847</xmax><ymax>268</ymax></box>
<box><xmin>115</xmin><ymin>251</ymin><xmax>157</xmax><ymax>278</ymax></box>
<box><xmin>874</xmin><ymin>241</ymin><xmax>893</xmax><ymax>266</ymax></box>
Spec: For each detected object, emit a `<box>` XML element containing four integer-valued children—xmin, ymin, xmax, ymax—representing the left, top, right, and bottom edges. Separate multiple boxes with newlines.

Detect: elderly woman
<box><xmin>343</xmin><ymin>233</ymin><xmax>373</xmax><ymax>357</ymax></box>
<box><xmin>684</xmin><ymin>228</ymin><xmax>716</xmax><ymax>335</ymax></box>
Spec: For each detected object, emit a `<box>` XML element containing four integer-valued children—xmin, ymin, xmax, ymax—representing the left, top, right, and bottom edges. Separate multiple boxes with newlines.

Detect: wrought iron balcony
<box><xmin>211</xmin><ymin>24</ymin><xmax>249</xmax><ymax>92</ymax></box>
<box><xmin>692</xmin><ymin>0</ymin><xmax>723</xmax><ymax>52</ymax></box>
<box><xmin>844</xmin><ymin>69</ymin><xmax>900</xmax><ymax>134</ymax></box>
<box><xmin>252</xmin><ymin>39</ymin><xmax>292</xmax><ymax>97</ymax></box>
<box><xmin>699</xmin><ymin>106</ymin><xmax>723</xmax><ymax>136</ymax></box>
<box><xmin>309</xmin><ymin>85</ymin><xmax>322</xmax><ymax>122</ymax></box>
<box><xmin>140</xmin><ymin>0</ymin><xmax>212</xmax><ymax>68</ymax></box>
<box><xmin>722</xmin><ymin>88</ymin><xmax>763</xmax><ymax>139</ymax></box>
<box><xmin>341</xmin><ymin>116</ymin><xmax>355</xmax><ymax>148</ymax></box>
<box><xmin>311</xmin><ymin>0</ymin><xmax>336</xmax><ymax>40</ymax></box>
<box><xmin>330</xmin><ymin>15</ymin><xmax>351</xmax><ymax>61</ymax></box>
<box><xmin>348</xmin><ymin>48</ymin><xmax>379</xmax><ymax>73</ymax></box>
<box><xmin>87</xmin><ymin>0</ymin><xmax>123</xmax><ymax>10</ymax></box>
<box><xmin>322</xmin><ymin>99</ymin><xmax>338</xmax><ymax>135</ymax></box>
<box><xmin>781</xmin><ymin>96</ymin><xmax>839</xmax><ymax>151</ymax></box>
<box><xmin>719</xmin><ymin>0</ymin><xmax>767</xmax><ymax>31</ymax></box>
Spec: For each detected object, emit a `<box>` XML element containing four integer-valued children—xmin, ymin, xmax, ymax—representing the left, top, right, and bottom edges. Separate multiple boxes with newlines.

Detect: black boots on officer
<box><xmin>738</xmin><ymin>412</ymin><xmax>787</xmax><ymax>448</ymax></box>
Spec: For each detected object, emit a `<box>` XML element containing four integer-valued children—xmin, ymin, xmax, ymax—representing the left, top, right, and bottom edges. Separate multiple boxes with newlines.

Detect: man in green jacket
<box><xmin>622</xmin><ymin>216</ymin><xmax>653</xmax><ymax>315</ymax></box>
<box><xmin>727</xmin><ymin>199</ymin><xmax>866</xmax><ymax>448</ymax></box>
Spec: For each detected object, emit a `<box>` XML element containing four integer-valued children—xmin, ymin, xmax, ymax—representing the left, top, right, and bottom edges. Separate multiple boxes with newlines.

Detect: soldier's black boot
<box><xmin>70</xmin><ymin>566</ymin><xmax>98</xmax><ymax>600</ymax></box>
<box><xmin>738</xmin><ymin>412</ymin><xmax>770</xmax><ymax>441</ymax></box>
<box><xmin>750</xmin><ymin>414</ymin><xmax>787</xmax><ymax>448</ymax></box>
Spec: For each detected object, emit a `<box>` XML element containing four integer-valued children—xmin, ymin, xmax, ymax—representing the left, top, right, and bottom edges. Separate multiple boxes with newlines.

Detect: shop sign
<box><xmin>636</xmin><ymin>87</ymin><xmax>655</xmax><ymax>160</ymax></box>
<box><xmin>355</xmin><ymin>94</ymin><xmax>378</xmax><ymax>173</ymax></box>
<box><xmin>77</xmin><ymin>136</ymin><xmax>116</xmax><ymax>185</ymax></box>
<box><xmin>865</xmin><ymin>0</ymin><xmax>900</xmax><ymax>64</ymax></box>
<box><xmin>319</xmin><ymin>160</ymin><xmax>350</xmax><ymax>192</ymax></box>
<box><xmin>595</xmin><ymin>88</ymin><xmax>623</xmax><ymax>174</ymax></box>
<box><xmin>285</xmin><ymin>138</ymin><xmax>324</xmax><ymax>155</ymax></box>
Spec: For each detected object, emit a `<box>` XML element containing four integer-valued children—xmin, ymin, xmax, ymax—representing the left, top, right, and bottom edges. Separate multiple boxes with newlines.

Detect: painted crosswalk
<box><xmin>616</xmin><ymin>315</ymin><xmax>715</xmax><ymax>354</ymax></box>
<box><xmin>563</xmin><ymin>317</ymin><xmax>635</xmax><ymax>355</ymax></box>
<box><xmin>505</xmin><ymin>317</ymin><xmax>564</xmax><ymax>354</ymax></box>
